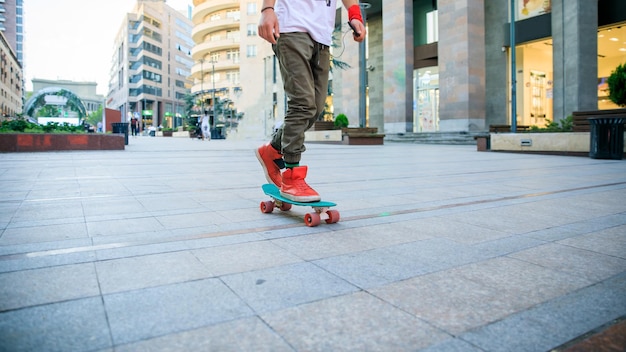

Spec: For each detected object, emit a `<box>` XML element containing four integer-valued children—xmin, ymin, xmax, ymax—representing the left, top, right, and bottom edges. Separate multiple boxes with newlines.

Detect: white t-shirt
<box><xmin>275</xmin><ymin>0</ymin><xmax>338</xmax><ymax>46</ymax></box>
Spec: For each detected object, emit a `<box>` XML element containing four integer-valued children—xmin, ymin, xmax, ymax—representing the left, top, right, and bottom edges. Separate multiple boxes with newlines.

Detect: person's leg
<box><xmin>256</xmin><ymin>34</ymin><xmax>328</xmax><ymax>201</ymax></box>
<box><xmin>275</xmin><ymin>32</ymin><xmax>318</xmax><ymax>165</ymax></box>
<box><xmin>275</xmin><ymin>33</ymin><xmax>326</xmax><ymax>201</ymax></box>
<box><xmin>256</xmin><ymin>126</ymin><xmax>284</xmax><ymax>187</ymax></box>
<box><xmin>313</xmin><ymin>43</ymin><xmax>331</xmax><ymax>124</ymax></box>
<box><xmin>256</xmin><ymin>32</ymin><xmax>316</xmax><ymax>189</ymax></box>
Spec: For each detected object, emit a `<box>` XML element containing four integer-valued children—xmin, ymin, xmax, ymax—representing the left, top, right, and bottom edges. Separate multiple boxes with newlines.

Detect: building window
<box><xmin>246</xmin><ymin>45</ymin><xmax>257</xmax><ymax>57</ymax></box>
<box><xmin>426</xmin><ymin>10</ymin><xmax>438</xmax><ymax>44</ymax></box>
<box><xmin>226</xmin><ymin>71</ymin><xmax>240</xmax><ymax>85</ymax></box>
<box><xmin>247</xmin><ymin>23</ymin><xmax>257</xmax><ymax>36</ymax></box>
<box><xmin>227</xmin><ymin>10</ymin><xmax>240</xmax><ymax>21</ymax></box>
<box><xmin>226</xmin><ymin>30</ymin><xmax>240</xmax><ymax>41</ymax></box>
<box><xmin>226</xmin><ymin>50</ymin><xmax>240</xmax><ymax>63</ymax></box>
<box><xmin>247</xmin><ymin>3</ymin><xmax>257</xmax><ymax>15</ymax></box>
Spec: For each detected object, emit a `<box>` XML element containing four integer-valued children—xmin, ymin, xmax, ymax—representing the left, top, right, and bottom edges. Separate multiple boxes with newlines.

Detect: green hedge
<box><xmin>0</xmin><ymin>120</ymin><xmax>86</xmax><ymax>134</ymax></box>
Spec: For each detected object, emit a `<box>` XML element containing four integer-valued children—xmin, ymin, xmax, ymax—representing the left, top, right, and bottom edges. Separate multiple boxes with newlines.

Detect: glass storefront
<box><xmin>413</xmin><ymin>67</ymin><xmax>439</xmax><ymax>132</ymax></box>
<box><xmin>509</xmin><ymin>22</ymin><xmax>625</xmax><ymax>126</ymax></box>
<box><xmin>511</xmin><ymin>38</ymin><xmax>554</xmax><ymax>126</ymax></box>
<box><xmin>598</xmin><ymin>24</ymin><xmax>626</xmax><ymax>110</ymax></box>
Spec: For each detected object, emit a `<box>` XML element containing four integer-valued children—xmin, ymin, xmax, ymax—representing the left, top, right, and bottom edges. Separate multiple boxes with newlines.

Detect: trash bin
<box><xmin>111</xmin><ymin>122</ymin><xmax>129</xmax><ymax>145</ymax></box>
<box><xmin>211</xmin><ymin>127</ymin><xmax>225</xmax><ymax>139</ymax></box>
<box><xmin>588</xmin><ymin>117</ymin><xmax>625</xmax><ymax>160</ymax></box>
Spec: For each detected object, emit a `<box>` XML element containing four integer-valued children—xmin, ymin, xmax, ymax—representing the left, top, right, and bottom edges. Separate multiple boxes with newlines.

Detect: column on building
<box><xmin>438</xmin><ymin>0</ymin><xmax>486</xmax><ymax>132</ymax></box>
<box><xmin>335</xmin><ymin>9</ymin><xmax>361</xmax><ymax>127</ymax></box>
<box><xmin>484</xmin><ymin>1</ymin><xmax>508</xmax><ymax>128</ymax></box>
<box><xmin>552</xmin><ymin>0</ymin><xmax>598</xmax><ymax>119</ymax></box>
<box><xmin>381</xmin><ymin>0</ymin><xmax>414</xmax><ymax>133</ymax></box>
<box><xmin>367</xmin><ymin>15</ymin><xmax>384</xmax><ymax>132</ymax></box>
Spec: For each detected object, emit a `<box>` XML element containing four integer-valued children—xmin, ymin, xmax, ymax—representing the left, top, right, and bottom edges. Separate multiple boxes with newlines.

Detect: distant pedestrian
<box><xmin>96</xmin><ymin>121</ymin><xmax>103</xmax><ymax>133</ymax></box>
<box><xmin>130</xmin><ymin>117</ymin><xmax>138</xmax><ymax>137</ymax></box>
<box><xmin>200</xmin><ymin>114</ymin><xmax>210</xmax><ymax>141</ymax></box>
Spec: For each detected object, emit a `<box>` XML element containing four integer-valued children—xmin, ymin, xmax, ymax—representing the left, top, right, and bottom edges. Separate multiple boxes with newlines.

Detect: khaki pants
<box><xmin>270</xmin><ymin>33</ymin><xmax>330</xmax><ymax>164</ymax></box>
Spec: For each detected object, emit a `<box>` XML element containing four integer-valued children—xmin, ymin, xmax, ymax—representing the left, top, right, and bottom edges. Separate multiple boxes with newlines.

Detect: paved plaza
<box><xmin>0</xmin><ymin>136</ymin><xmax>625</xmax><ymax>351</ymax></box>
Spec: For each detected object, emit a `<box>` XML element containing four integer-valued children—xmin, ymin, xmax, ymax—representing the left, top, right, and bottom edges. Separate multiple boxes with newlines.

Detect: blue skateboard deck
<box><xmin>260</xmin><ymin>184</ymin><xmax>340</xmax><ymax>227</ymax></box>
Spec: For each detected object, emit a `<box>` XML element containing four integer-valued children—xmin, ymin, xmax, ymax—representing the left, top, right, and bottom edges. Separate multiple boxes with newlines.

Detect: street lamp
<box><xmin>358</xmin><ymin>2</ymin><xmax>371</xmax><ymax>128</ymax></box>
<box><xmin>211</xmin><ymin>60</ymin><xmax>216</xmax><ymax>131</ymax></box>
<box><xmin>199</xmin><ymin>58</ymin><xmax>205</xmax><ymax>116</ymax></box>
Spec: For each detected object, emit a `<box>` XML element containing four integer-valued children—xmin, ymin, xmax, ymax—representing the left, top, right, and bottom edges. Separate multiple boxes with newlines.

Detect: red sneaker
<box><xmin>255</xmin><ymin>143</ymin><xmax>283</xmax><ymax>187</ymax></box>
<box><xmin>280</xmin><ymin>166</ymin><xmax>321</xmax><ymax>202</ymax></box>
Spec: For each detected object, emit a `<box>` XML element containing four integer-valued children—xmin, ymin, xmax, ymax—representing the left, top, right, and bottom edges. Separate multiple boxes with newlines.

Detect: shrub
<box><xmin>607</xmin><ymin>63</ymin><xmax>626</xmax><ymax>107</ymax></box>
<box><xmin>529</xmin><ymin>115</ymin><xmax>573</xmax><ymax>132</ymax></box>
<box><xmin>0</xmin><ymin>119</ymin><xmax>33</xmax><ymax>132</ymax></box>
<box><xmin>334</xmin><ymin>113</ymin><xmax>349</xmax><ymax>128</ymax></box>
<box><xmin>0</xmin><ymin>119</ymin><xmax>86</xmax><ymax>133</ymax></box>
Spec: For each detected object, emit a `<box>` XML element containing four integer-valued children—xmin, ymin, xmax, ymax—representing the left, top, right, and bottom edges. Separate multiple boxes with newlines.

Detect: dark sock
<box><xmin>285</xmin><ymin>162</ymin><xmax>299</xmax><ymax>169</ymax></box>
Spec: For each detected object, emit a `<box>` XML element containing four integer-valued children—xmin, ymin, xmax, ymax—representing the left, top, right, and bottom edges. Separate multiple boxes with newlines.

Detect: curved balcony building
<box><xmin>191</xmin><ymin>0</ymin><xmax>242</xmax><ymax>112</ymax></box>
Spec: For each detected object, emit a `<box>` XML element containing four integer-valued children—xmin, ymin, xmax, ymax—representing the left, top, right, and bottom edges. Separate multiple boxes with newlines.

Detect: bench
<box><xmin>573</xmin><ymin>109</ymin><xmax>625</xmax><ymax>132</ymax></box>
<box><xmin>489</xmin><ymin>125</ymin><xmax>532</xmax><ymax>133</ymax></box>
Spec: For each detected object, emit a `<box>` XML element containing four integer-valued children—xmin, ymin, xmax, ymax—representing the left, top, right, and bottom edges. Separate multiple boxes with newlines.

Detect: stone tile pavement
<box><xmin>0</xmin><ymin>136</ymin><xmax>624</xmax><ymax>351</ymax></box>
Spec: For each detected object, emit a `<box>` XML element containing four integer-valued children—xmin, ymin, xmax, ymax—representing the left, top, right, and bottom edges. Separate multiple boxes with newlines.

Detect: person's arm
<box><xmin>258</xmin><ymin>0</ymin><xmax>279</xmax><ymax>44</ymax></box>
<box><xmin>342</xmin><ymin>0</ymin><xmax>366</xmax><ymax>42</ymax></box>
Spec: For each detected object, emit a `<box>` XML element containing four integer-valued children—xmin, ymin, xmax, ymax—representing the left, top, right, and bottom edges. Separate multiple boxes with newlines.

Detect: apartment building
<box><xmin>191</xmin><ymin>0</ymin><xmax>283</xmax><ymax>138</ymax></box>
<box><xmin>0</xmin><ymin>30</ymin><xmax>21</xmax><ymax>117</ymax></box>
<box><xmin>107</xmin><ymin>0</ymin><xmax>194</xmax><ymax>130</ymax></box>
<box><xmin>0</xmin><ymin>0</ymin><xmax>24</xmax><ymax>67</ymax></box>
<box><xmin>0</xmin><ymin>0</ymin><xmax>24</xmax><ymax>117</ymax></box>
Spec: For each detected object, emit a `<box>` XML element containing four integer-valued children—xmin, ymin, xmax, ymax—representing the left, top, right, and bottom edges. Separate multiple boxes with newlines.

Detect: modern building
<box><xmin>190</xmin><ymin>0</ymin><xmax>625</xmax><ymax>139</ymax></box>
<box><xmin>0</xmin><ymin>0</ymin><xmax>24</xmax><ymax>118</ymax></box>
<box><xmin>344</xmin><ymin>0</ymin><xmax>626</xmax><ymax>135</ymax></box>
<box><xmin>190</xmin><ymin>0</ymin><xmax>283</xmax><ymax>138</ymax></box>
<box><xmin>0</xmin><ymin>0</ymin><xmax>24</xmax><ymax>67</ymax></box>
<box><xmin>30</xmin><ymin>78</ymin><xmax>103</xmax><ymax>114</ymax></box>
<box><xmin>0</xmin><ymin>30</ymin><xmax>22</xmax><ymax>118</ymax></box>
<box><xmin>107</xmin><ymin>0</ymin><xmax>194</xmax><ymax>131</ymax></box>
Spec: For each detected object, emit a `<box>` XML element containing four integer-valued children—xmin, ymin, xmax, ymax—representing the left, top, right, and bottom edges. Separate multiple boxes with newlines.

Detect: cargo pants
<box><xmin>269</xmin><ymin>32</ymin><xmax>330</xmax><ymax>164</ymax></box>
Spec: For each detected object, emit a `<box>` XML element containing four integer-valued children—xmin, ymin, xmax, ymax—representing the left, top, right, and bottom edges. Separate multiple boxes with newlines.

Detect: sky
<box><xmin>23</xmin><ymin>0</ymin><xmax>192</xmax><ymax>96</ymax></box>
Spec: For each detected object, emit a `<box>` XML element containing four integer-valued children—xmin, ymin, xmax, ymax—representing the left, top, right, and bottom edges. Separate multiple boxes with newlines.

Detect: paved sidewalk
<box><xmin>0</xmin><ymin>136</ymin><xmax>625</xmax><ymax>351</ymax></box>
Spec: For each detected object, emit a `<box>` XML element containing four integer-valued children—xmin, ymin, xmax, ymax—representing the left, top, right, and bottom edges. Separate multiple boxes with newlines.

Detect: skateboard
<box><xmin>260</xmin><ymin>184</ymin><xmax>340</xmax><ymax>227</ymax></box>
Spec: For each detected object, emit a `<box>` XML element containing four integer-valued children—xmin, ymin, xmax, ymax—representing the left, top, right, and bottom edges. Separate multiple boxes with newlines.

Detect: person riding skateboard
<box><xmin>255</xmin><ymin>0</ymin><xmax>366</xmax><ymax>202</ymax></box>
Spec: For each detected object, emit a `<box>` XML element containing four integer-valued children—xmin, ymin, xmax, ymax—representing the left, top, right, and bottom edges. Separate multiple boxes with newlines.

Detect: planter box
<box><xmin>0</xmin><ymin>133</ymin><xmax>125</xmax><ymax>152</ymax></box>
<box><xmin>474</xmin><ymin>134</ymin><xmax>490</xmax><ymax>151</ymax></box>
<box><xmin>162</xmin><ymin>131</ymin><xmax>173</xmax><ymax>137</ymax></box>
<box><xmin>304</xmin><ymin>129</ymin><xmax>342</xmax><ymax>143</ymax></box>
<box><xmin>489</xmin><ymin>132</ymin><xmax>626</xmax><ymax>156</ymax></box>
<box><xmin>172</xmin><ymin>131</ymin><xmax>190</xmax><ymax>138</ymax></box>
<box><xmin>341</xmin><ymin>127</ymin><xmax>385</xmax><ymax>145</ymax></box>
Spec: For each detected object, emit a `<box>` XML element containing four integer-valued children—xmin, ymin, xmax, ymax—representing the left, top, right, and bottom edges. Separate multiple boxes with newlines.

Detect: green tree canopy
<box><xmin>608</xmin><ymin>63</ymin><xmax>626</xmax><ymax>107</ymax></box>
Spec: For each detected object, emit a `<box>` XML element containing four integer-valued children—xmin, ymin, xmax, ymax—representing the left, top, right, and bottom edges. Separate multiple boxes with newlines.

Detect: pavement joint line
<box><xmin>23</xmin><ymin>194</ymin><xmax>118</xmax><ymax>202</ymax></box>
<box><xmin>1</xmin><ymin>180</ymin><xmax>624</xmax><ymax>262</ymax></box>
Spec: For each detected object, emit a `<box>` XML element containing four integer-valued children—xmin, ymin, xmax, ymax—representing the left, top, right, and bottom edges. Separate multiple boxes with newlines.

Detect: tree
<box><xmin>85</xmin><ymin>105</ymin><xmax>103</xmax><ymax>126</ymax></box>
<box><xmin>607</xmin><ymin>63</ymin><xmax>626</xmax><ymax>107</ymax></box>
<box><xmin>183</xmin><ymin>93</ymin><xmax>197</xmax><ymax>128</ymax></box>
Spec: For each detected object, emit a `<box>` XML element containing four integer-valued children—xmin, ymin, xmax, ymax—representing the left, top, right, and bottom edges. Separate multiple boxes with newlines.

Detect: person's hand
<box><xmin>258</xmin><ymin>9</ymin><xmax>279</xmax><ymax>44</ymax></box>
<box><xmin>349</xmin><ymin>19</ymin><xmax>366</xmax><ymax>43</ymax></box>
